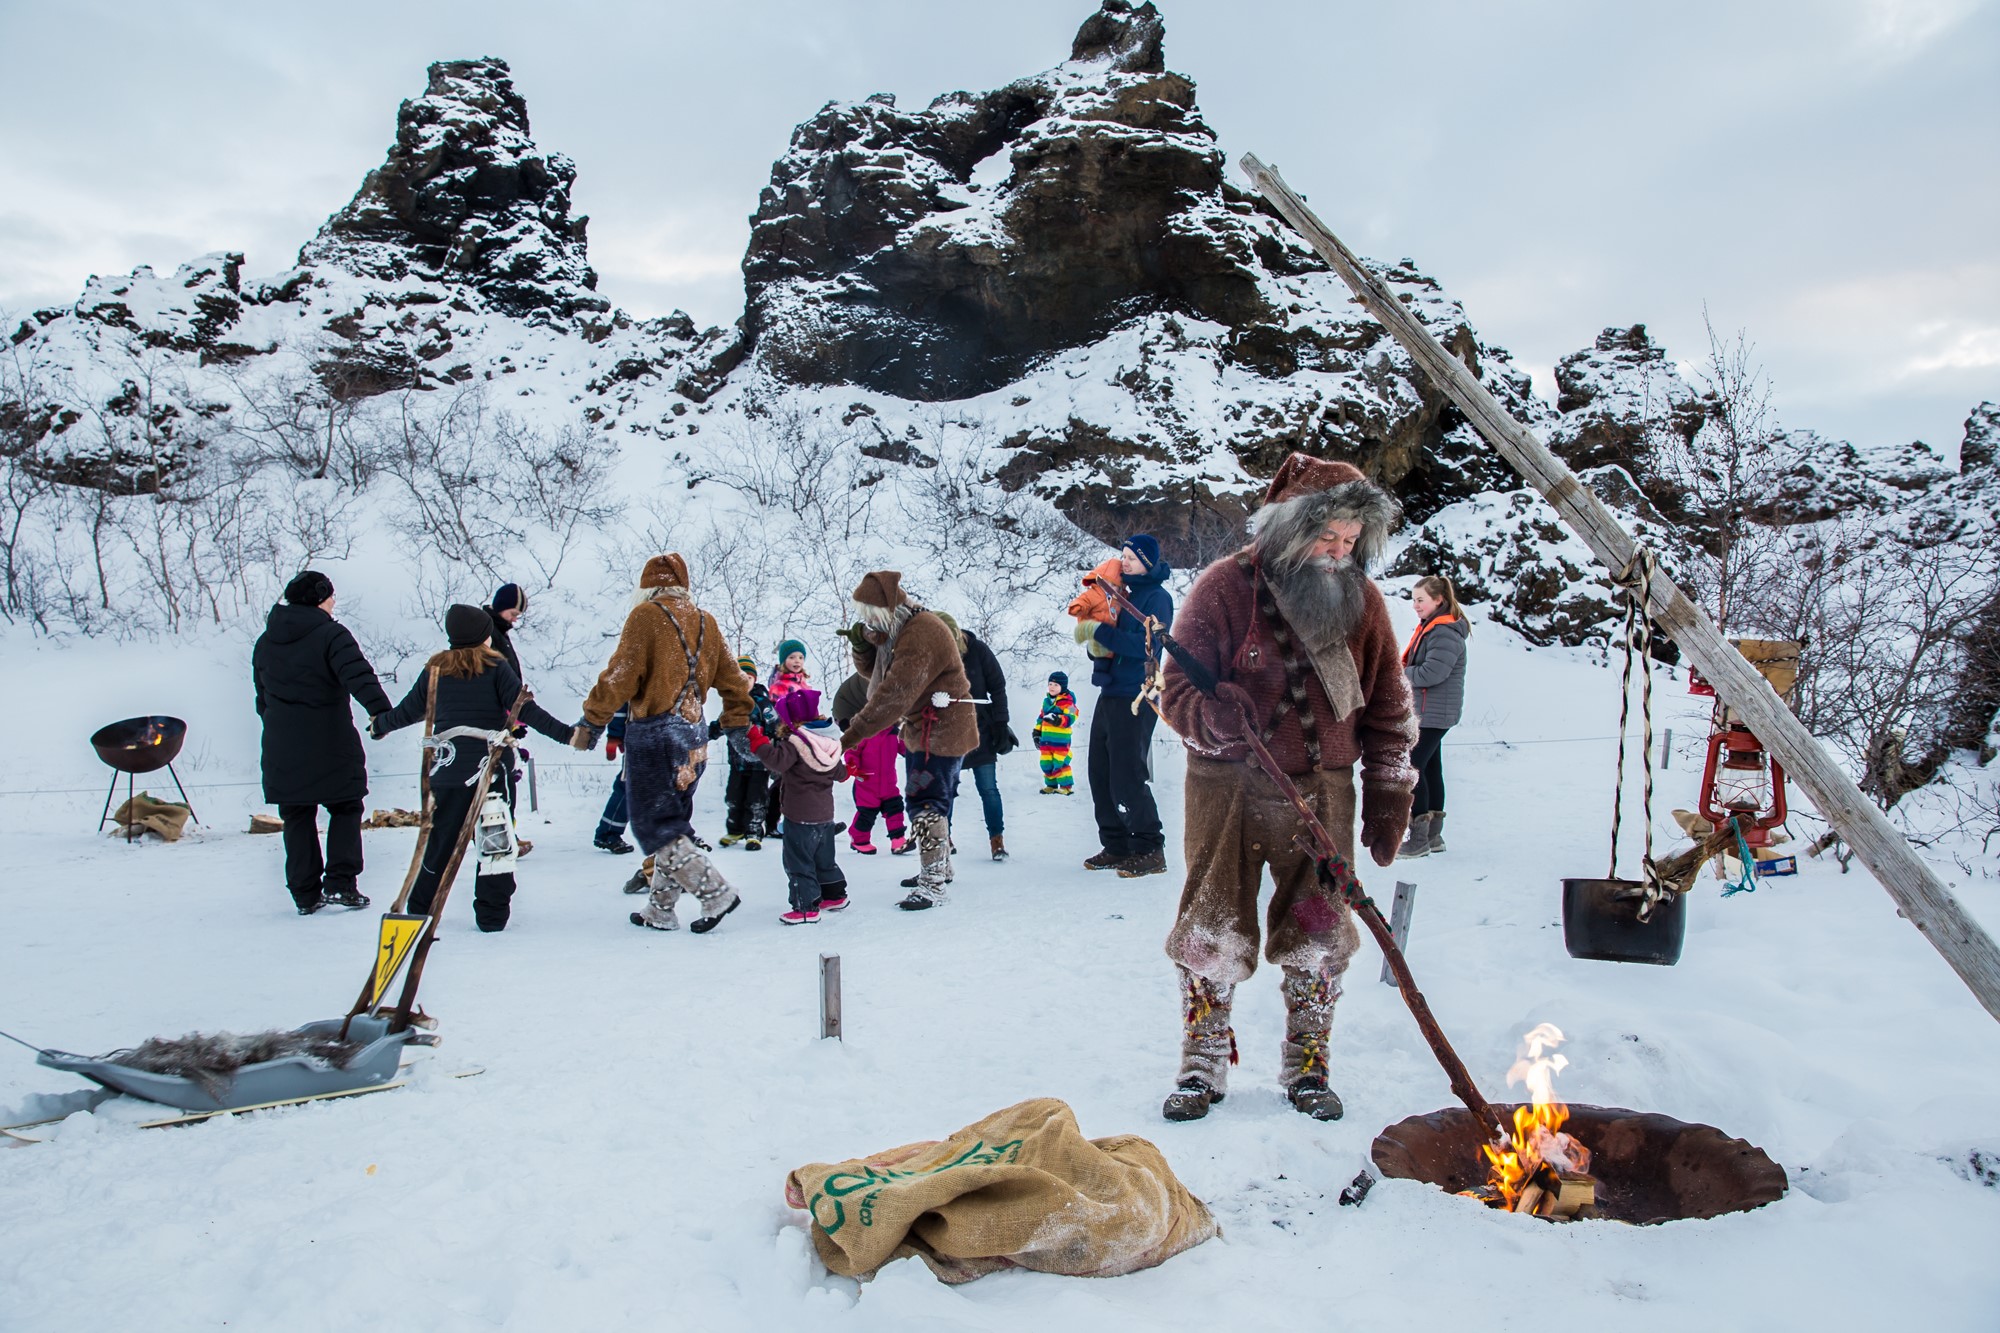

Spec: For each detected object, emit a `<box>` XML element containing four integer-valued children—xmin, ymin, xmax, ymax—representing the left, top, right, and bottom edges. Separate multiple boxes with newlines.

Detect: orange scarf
<box><xmin>1401</xmin><ymin>613</ymin><xmax>1458</xmax><ymax>666</ymax></box>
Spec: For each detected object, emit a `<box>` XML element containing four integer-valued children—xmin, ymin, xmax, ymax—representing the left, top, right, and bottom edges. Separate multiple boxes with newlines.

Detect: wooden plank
<box><xmin>1240</xmin><ymin>153</ymin><xmax>2000</xmax><ymax>1024</ymax></box>
<box><xmin>1379</xmin><ymin>880</ymin><xmax>1419</xmax><ymax>985</ymax></box>
<box><xmin>820</xmin><ymin>953</ymin><xmax>842</xmax><ymax>1041</ymax></box>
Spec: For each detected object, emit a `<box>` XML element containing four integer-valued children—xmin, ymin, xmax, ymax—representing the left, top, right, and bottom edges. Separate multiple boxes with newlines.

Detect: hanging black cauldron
<box><xmin>90</xmin><ymin>715</ymin><xmax>197</xmax><ymax>840</ymax></box>
<box><xmin>1563</xmin><ymin>877</ymin><xmax>1686</xmax><ymax>966</ymax></box>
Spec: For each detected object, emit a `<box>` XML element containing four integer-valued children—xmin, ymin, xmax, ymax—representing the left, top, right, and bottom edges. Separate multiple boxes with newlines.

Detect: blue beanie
<box><xmin>777</xmin><ymin>638</ymin><xmax>807</xmax><ymax>663</ymax></box>
<box><xmin>1123</xmin><ymin>534</ymin><xmax>1163</xmax><ymax>573</ymax></box>
<box><xmin>1049</xmin><ymin>670</ymin><xmax>1070</xmax><ymax>690</ymax></box>
<box><xmin>492</xmin><ymin>582</ymin><xmax>525</xmax><ymax>613</ymax></box>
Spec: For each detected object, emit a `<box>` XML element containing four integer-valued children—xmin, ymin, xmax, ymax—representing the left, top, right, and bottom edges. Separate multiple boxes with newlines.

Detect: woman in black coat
<box><xmin>949</xmin><ymin>617</ymin><xmax>1013</xmax><ymax>862</ymax></box>
<box><xmin>252</xmin><ymin>570</ymin><xmax>393</xmax><ymax>915</ymax></box>
<box><xmin>372</xmin><ymin>604</ymin><xmax>576</xmax><ymax>932</ymax></box>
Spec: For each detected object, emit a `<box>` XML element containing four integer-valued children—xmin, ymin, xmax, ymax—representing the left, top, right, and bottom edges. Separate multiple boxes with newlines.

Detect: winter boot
<box><xmin>779</xmin><ymin>908</ymin><xmax>820</xmax><ymax>925</ymax></box>
<box><xmin>649</xmin><ymin>837</ymin><xmax>737</xmax><ymax>934</ymax></box>
<box><xmin>718</xmin><ymin>832</ymin><xmax>744</xmax><ymax>847</ymax></box>
<box><xmin>1083</xmin><ymin>848</ymin><xmax>1125</xmax><ymax>871</ymax></box>
<box><xmin>621</xmin><ymin>867</ymin><xmax>651</xmax><ymax>895</ymax></box>
<box><xmin>1428</xmin><ymin>811</ymin><xmax>1447</xmax><ymax>854</ymax></box>
<box><xmin>1118</xmin><ymin>848</ymin><xmax>1168</xmax><ymax>879</ymax></box>
<box><xmin>990</xmin><ymin>835</ymin><xmax>1008</xmax><ymax>863</ymax></box>
<box><xmin>889</xmin><ymin>835</ymin><xmax>911</xmax><ymax>855</ymax></box>
<box><xmin>1162</xmin><ymin>1077</ymin><xmax>1224</xmax><ymax>1122</ymax></box>
<box><xmin>1167</xmin><ymin>968</ymin><xmax>1236</xmax><ymax>1120</ymax></box>
<box><xmin>1280</xmin><ymin>964</ymin><xmax>1344</xmax><ymax>1121</ymax></box>
<box><xmin>818</xmin><ymin>890</ymin><xmax>849</xmax><ymax>912</ymax></box>
<box><xmin>295</xmin><ymin>895</ymin><xmax>325</xmax><ymax>916</ymax></box>
<box><xmin>594</xmin><ymin>829</ymin><xmax>635</xmax><ymax>854</ymax></box>
<box><xmin>898</xmin><ymin>811</ymin><xmax>953</xmax><ymax>909</ymax></box>
<box><xmin>690</xmin><ymin>896</ymin><xmax>741</xmax><ymax>934</ymax></box>
<box><xmin>1396</xmin><ymin>812</ymin><xmax>1434</xmax><ymax>860</ymax></box>
<box><xmin>849</xmin><ymin>828</ymin><xmax>877</xmax><ymax>855</ymax></box>
<box><xmin>323</xmin><ymin>886</ymin><xmax>371</xmax><ymax>910</ymax></box>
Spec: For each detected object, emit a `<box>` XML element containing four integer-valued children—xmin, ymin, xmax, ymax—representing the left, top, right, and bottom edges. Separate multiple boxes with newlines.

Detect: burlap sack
<box><xmin>107</xmin><ymin>793</ymin><xmax>191</xmax><ymax>842</ymax></box>
<box><xmin>784</xmin><ymin>1098</ymin><xmax>1218</xmax><ymax>1284</ymax></box>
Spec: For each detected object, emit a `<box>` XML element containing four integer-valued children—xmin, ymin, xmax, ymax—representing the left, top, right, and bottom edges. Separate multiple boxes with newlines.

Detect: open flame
<box><xmin>1478</xmin><ymin>1023</ymin><xmax>1592</xmax><ymax>1213</ymax></box>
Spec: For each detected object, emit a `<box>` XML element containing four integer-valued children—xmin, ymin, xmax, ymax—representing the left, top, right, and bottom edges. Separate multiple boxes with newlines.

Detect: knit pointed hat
<box><xmin>774</xmin><ymin>687</ymin><xmax>823</xmax><ymax>729</ymax></box>
<box><xmin>850</xmin><ymin>570</ymin><xmax>907</xmax><ymax>610</ymax></box>
<box><xmin>639</xmin><ymin>553</ymin><xmax>688</xmax><ymax>590</ymax></box>
<box><xmin>1262</xmin><ymin>452</ymin><xmax>1369</xmax><ymax>505</ymax></box>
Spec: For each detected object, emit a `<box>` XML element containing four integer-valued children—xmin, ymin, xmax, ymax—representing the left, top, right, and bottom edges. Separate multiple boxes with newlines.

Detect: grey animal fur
<box><xmin>104</xmin><ymin>1030</ymin><xmax>366</xmax><ymax>1097</ymax></box>
<box><xmin>1249</xmin><ymin>479</ymin><xmax>1402</xmax><ymax>576</ymax></box>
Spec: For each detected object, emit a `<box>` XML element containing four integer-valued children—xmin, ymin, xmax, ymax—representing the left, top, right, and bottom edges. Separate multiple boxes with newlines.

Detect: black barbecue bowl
<box><xmin>90</xmin><ymin>716</ymin><xmax>188</xmax><ymax>774</ymax></box>
<box><xmin>1562</xmin><ymin>877</ymin><xmax>1687</xmax><ymax>966</ymax></box>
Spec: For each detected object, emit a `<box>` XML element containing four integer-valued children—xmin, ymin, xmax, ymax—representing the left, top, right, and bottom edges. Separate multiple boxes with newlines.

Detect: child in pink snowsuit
<box><xmin>846</xmin><ymin>729</ymin><xmax>906</xmax><ymax>854</ymax></box>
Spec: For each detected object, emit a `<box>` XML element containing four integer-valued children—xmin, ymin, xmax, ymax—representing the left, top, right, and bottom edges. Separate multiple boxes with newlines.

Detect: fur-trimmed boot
<box><xmin>1396</xmin><ymin>812</ymin><xmax>1434</xmax><ymax>860</ymax></box>
<box><xmin>630</xmin><ymin>855</ymin><xmax>683</xmax><ymax>931</ymax></box>
<box><xmin>631</xmin><ymin>837</ymin><xmax>739</xmax><ymax>933</ymax></box>
<box><xmin>1280</xmin><ymin>965</ymin><xmax>1344</xmax><ymax>1121</ymax></box>
<box><xmin>1428</xmin><ymin>811</ymin><xmax>1447</xmax><ymax>854</ymax></box>
<box><xmin>898</xmin><ymin>811</ymin><xmax>953</xmax><ymax>910</ymax></box>
<box><xmin>1163</xmin><ymin>969</ymin><xmax>1236</xmax><ymax>1121</ymax></box>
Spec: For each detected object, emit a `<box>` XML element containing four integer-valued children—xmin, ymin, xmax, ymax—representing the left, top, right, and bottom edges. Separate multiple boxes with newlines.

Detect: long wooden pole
<box><xmin>1239</xmin><ymin>153</ymin><xmax>2000</xmax><ymax>1024</ymax></box>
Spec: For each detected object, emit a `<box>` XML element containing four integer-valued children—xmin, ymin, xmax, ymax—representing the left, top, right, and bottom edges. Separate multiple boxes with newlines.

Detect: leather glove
<box><xmin>1360</xmin><ymin>784</ymin><xmax>1415</xmax><ymax>869</ymax></box>
<box><xmin>743</xmin><ymin>725</ymin><xmax>767</xmax><ymax>755</ymax></box>
<box><xmin>570</xmin><ymin>721</ymin><xmax>601</xmax><ymax>752</ymax></box>
<box><xmin>605</xmin><ymin>737</ymin><xmax>621</xmax><ymax>761</ymax></box>
<box><xmin>1205</xmin><ymin>682</ymin><xmax>1255</xmax><ymax>744</ymax></box>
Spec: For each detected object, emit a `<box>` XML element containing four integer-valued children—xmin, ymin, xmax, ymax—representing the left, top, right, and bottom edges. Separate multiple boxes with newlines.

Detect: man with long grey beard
<box><xmin>838</xmin><ymin>571</ymin><xmax>978</xmax><ymax>909</ymax></box>
<box><xmin>1155</xmin><ymin>453</ymin><xmax>1418</xmax><ymax>1123</ymax></box>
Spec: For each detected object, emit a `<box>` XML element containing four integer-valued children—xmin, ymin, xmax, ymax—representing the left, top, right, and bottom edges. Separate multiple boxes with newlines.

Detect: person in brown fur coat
<box><xmin>574</xmin><ymin>553</ymin><xmax>754</xmax><ymax>934</ymax></box>
<box><xmin>1155</xmin><ymin>453</ymin><xmax>1418</xmax><ymax>1124</ymax></box>
<box><xmin>838</xmin><ymin>571</ymin><xmax>976</xmax><ymax>911</ymax></box>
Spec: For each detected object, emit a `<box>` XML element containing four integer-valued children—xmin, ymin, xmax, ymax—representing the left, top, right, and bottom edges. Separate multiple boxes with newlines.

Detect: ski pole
<box><xmin>1098</xmin><ymin>579</ymin><xmax>1500</xmax><ymax>1133</ymax></box>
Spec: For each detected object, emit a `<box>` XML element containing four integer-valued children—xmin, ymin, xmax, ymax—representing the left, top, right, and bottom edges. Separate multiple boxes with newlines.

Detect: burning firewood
<box><xmin>1469</xmin><ymin>1025</ymin><xmax>1601</xmax><ymax>1221</ymax></box>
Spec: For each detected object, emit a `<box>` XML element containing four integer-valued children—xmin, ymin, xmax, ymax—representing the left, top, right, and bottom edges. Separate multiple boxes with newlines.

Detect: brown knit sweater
<box><xmin>838</xmin><ymin>608</ymin><xmax>978</xmax><ymax>758</ymax></box>
<box><xmin>581</xmin><ymin>589</ymin><xmax>753</xmax><ymax>729</ymax></box>
<box><xmin>1159</xmin><ymin>549</ymin><xmax>1416</xmax><ymax>791</ymax></box>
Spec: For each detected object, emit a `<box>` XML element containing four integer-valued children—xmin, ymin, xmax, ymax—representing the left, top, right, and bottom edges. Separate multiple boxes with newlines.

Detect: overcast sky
<box><xmin>2</xmin><ymin>0</ymin><xmax>1993</xmax><ymax>453</ymax></box>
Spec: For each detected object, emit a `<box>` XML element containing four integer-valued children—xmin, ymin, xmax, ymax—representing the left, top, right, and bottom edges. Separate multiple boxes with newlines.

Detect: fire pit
<box><xmin>1371</xmin><ymin>1104</ymin><xmax>1787</xmax><ymax>1224</ymax></box>
<box><xmin>90</xmin><ymin>715</ymin><xmax>197</xmax><ymax>840</ymax></box>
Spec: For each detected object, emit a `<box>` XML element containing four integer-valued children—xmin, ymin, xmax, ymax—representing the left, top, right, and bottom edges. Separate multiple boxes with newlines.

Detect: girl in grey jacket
<box><xmin>1398</xmin><ymin>576</ymin><xmax>1469</xmax><ymax>858</ymax></box>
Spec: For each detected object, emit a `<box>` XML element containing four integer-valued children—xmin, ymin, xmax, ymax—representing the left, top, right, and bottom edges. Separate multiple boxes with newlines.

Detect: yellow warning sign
<box><xmin>369</xmin><ymin>914</ymin><xmax>428</xmax><ymax>1007</ymax></box>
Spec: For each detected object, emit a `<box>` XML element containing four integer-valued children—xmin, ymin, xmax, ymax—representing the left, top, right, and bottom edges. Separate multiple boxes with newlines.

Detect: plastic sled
<box><xmin>35</xmin><ymin>1015</ymin><xmax>412</xmax><ymax>1113</ymax></box>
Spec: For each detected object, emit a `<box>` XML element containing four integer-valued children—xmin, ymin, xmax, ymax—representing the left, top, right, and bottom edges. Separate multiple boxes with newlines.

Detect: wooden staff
<box><xmin>1239</xmin><ymin>152</ymin><xmax>2000</xmax><ymax>1025</ymax></box>
<box><xmin>1100</xmin><ymin>580</ymin><xmax>1501</xmax><ymax>1132</ymax></box>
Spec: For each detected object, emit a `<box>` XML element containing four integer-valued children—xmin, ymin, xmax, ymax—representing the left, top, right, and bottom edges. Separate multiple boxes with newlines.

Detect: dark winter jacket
<box><xmin>960</xmin><ymin>629</ymin><xmax>1012</xmax><ymax>769</ymax></box>
<box><xmin>375</xmin><ymin>657</ymin><xmax>573</xmax><ymax>749</ymax></box>
<box><xmin>712</xmin><ymin>682</ymin><xmax>778</xmax><ymax>763</ymax></box>
<box><xmin>754</xmin><ymin>720</ymin><xmax>848</xmax><ymax>823</ymax></box>
<box><xmin>252</xmin><ymin>603</ymin><xmax>393</xmax><ymax>806</ymax></box>
<box><xmin>485</xmin><ymin>608</ymin><xmax>522</xmax><ymax>678</ymax></box>
<box><xmin>1090</xmin><ymin>567</ymin><xmax>1173</xmax><ymax>700</ymax></box>
<box><xmin>1402</xmin><ymin>614</ymin><xmax>1469</xmax><ymax>729</ymax></box>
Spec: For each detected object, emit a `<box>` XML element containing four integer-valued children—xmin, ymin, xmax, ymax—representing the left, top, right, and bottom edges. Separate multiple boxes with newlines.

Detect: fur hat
<box><xmin>284</xmin><ymin>570</ymin><xmax>334</xmax><ymax>606</ymax></box>
<box><xmin>774</xmin><ymin>688</ymin><xmax>822</xmax><ymax>729</ymax></box>
<box><xmin>445</xmin><ymin>603</ymin><xmax>493</xmax><ymax>648</ymax></box>
<box><xmin>1049</xmin><ymin>670</ymin><xmax>1070</xmax><ymax>691</ymax></box>
<box><xmin>639</xmin><ymin>553</ymin><xmax>688</xmax><ymax>590</ymax></box>
<box><xmin>850</xmin><ymin>570</ymin><xmax>906</xmax><ymax>610</ymax></box>
<box><xmin>776</xmin><ymin>638</ymin><xmax>807</xmax><ymax>663</ymax></box>
<box><xmin>1251</xmin><ymin>451</ymin><xmax>1401</xmax><ymax>572</ymax></box>
<box><xmin>491</xmin><ymin>582</ymin><xmax>525</xmax><ymax>614</ymax></box>
<box><xmin>1122</xmin><ymin>534</ymin><xmax>1163</xmax><ymax>573</ymax></box>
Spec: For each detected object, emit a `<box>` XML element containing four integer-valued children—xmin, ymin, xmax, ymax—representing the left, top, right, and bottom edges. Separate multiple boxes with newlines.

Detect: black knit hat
<box><xmin>284</xmin><ymin>570</ymin><xmax>334</xmax><ymax>606</ymax></box>
<box><xmin>491</xmin><ymin>582</ymin><xmax>525</xmax><ymax>614</ymax></box>
<box><xmin>445</xmin><ymin>603</ymin><xmax>493</xmax><ymax>648</ymax></box>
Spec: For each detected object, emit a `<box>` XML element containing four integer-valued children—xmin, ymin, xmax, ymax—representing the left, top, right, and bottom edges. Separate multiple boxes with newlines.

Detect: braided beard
<box><xmin>1262</xmin><ymin>554</ymin><xmax>1368</xmax><ymax>721</ymax></box>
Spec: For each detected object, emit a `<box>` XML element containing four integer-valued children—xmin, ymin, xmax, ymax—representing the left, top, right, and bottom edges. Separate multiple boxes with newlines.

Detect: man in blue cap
<box><xmin>1084</xmin><ymin>534</ymin><xmax>1173</xmax><ymax>877</ymax></box>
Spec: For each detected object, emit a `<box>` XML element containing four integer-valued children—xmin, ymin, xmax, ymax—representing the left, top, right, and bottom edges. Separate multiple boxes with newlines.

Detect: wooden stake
<box><xmin>1378</xmin><ymin>880</ymin><xmax>1418</xmax><ymax>986</ymax></box>
<box><xmin>1241</xmin><ymin>153</ymin><xmax>2000</xmax><ymax>1026</ymax></box>
<box><xmin>820</xmin><ymin>953</ymin><xmax>842</xmax><ymax>1041</ymax></box>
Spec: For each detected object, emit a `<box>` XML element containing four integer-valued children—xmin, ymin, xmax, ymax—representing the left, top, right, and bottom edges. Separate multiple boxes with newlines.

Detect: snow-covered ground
<box><xmin>4</xmin><ymin>601</ymin><xmax>1998</xmax><ymax>1331</ymax></box>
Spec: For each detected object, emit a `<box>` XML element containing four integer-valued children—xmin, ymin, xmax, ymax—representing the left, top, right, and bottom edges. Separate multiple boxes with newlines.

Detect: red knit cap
<box><xmin>640</xmin><ymin>553</ymin><xmax>688</xmax><ymax>589</ymax></box>
<box><xmin>1262</xmin><ymin>452</ymin><xmax>1369</xmax><ymax>505</ymax></box>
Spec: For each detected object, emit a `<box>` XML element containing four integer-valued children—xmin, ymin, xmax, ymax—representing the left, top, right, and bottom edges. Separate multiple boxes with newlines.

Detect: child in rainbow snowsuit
<box><xmin>1034</xmin><ymin>671</ymin><xmax>1079</xmax><ymax>794</ymax></box>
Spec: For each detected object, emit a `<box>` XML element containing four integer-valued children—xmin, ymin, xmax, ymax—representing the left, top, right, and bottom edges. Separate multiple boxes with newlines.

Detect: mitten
<box><xmin>570</xmin><ymin>721</ymin><xmax>601</xmax><ymax>752</ymax></box>
<box><xmin>1204</xmin><ymin>682</ymin><xmax>1255</xmax><ymax>744</ymax></box>
<box><xmin>605</xmin><ymin>737</ymin><xmax>621</xmax><ymax>761</ymax></box>
<box><xmin>1360</xmin><ymin>784</ymin><xmax>1415</xmax><ymax>869</ymax></box>
<box><xmin>744</xmin><ymin>725</ymin><xmax>768</xmax><ymax>754</ymax></box>
<box><xmin>1031</xmin><ymin>726</ymin><xmax>1043</xmax><ymax>745</ymax></box>
<box><xmin>707</xmin><ymin>718</ymin><xmax>723</xmax><ymax>741</ymax></box>
<box><xmin>369</xmin><ymin>713</ymin><xmax>392</xmax><ymax>740</ymax></box>
<box><xmin>845</xmin><ymin>751</ymin><xmax>864</xmax><ymax>779</ymax></box>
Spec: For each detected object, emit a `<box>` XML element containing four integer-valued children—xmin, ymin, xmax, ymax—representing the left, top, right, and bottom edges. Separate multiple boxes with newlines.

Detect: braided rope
<box><xmin>1236</xmin><ymin>552</ymin><xmax>1322</xmax><ymax>768</ymax></box>
<box><xmin>1609</xmin><ymin>549</ymin><xmax>1665</xmax><ymax>917</ymax></box>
